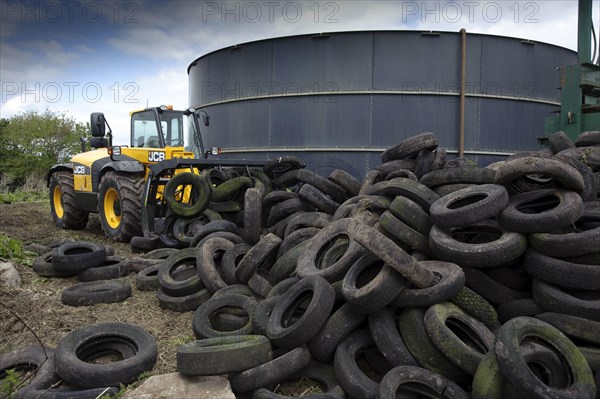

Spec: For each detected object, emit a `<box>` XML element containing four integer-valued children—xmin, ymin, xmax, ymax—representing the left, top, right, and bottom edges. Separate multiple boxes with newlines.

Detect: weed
<box><xmin>0</xmin><ymin>368</ymin><xmax>24</xmax><ymax>398</ymax></box>
<box><xmin>0</xmin><ymin>234</ymin><xmax>23</xmax><ymax>261</ymax></box>
<box><xmin>171</xmin><ymin>335</ymin><xmax>195</xmax><ymax>346</ymax></box>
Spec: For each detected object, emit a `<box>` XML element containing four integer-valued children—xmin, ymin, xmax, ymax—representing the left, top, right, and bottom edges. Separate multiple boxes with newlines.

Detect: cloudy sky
<box><xmin>1</xmin><ymin>0</ymin><xmax>598</xmax><ymax>143</ymax></box>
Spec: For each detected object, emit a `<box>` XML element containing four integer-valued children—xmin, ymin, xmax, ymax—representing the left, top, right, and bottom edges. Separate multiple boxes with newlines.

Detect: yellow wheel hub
<box><xmin>103</xmin><ymin>187</ymin><xmax>122</xmax><ymax>229</ymax></box>
<box><xmin>53</xmin><ymin>185</ymin><xmax>64</xmax><ymax>218</ymax></box>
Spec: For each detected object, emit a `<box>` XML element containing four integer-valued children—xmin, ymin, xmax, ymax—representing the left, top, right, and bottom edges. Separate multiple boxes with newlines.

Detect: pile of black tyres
<box><xmin>4</xmin><ymin>130</ymin><xmax>599</xmax><ymax>398</ymax></box>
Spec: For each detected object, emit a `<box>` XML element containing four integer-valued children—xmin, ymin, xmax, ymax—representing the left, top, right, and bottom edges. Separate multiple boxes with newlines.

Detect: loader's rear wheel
<box><xmin>98</xmin><ymin>171</ymin><xmax>144</xmax><ymax>242</ymax></box>
<box><xmin>49</xmin><ymin>171</ymin><xmax>89</xmax><ymax>230</ymax></box>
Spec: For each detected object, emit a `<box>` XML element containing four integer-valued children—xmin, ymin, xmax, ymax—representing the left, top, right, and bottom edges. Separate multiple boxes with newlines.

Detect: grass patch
<box><xmin>0</xmin><ymin>368</ymin><xmax>25</xmax><ymax>398</ymax></box>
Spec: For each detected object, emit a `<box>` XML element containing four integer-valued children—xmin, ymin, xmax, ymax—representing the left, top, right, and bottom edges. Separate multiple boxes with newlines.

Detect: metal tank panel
<box><xmin>188</xmin><ymin>31</ymin><xmax>576</xmax><ymax>178</ymax></box>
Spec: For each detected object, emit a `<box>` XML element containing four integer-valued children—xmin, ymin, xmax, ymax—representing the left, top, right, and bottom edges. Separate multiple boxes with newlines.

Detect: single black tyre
<box><xmin>54</xmin><ymin>322</ymin><xmax>157</xmax><ymax>389</ymax></box>
<box><xmin>494</xmin><ymin>316</ymin><xmax>595</xmax><ymax>399</ymax></box>
<box><xmin>77</xmin><ymin>256</ymin><xmax>131</xmax><ymax>282</ymax></box>
<box><xmin>163</xmin><ymin>172</ymin><xmax>211</xmax><ymax>218</ymax></box>
<box><xmin>52</xmin><ymin>241</ymin><xmax>107</xmax><ymax>273</ymax></box>
<box><xmin>267</xmin><ymin>276</ymin><xmax>336</xmax><ymax>349</ymax></box>
<box><xmin>61</xmin><ymin>279</ymin><xmax>132</xmax><ymax>306</ymax></box>
<box><xmin>429</xmin><ymin>221</ymin><xmax>527</xmax><ymax>269</ymax></box>
<box><xmin>177</xmin><ymin>335</ymin><xmax>272</xmax><ymax>376</ymax></box>
<box><xmin>429</xmin><ymin>184</ymin><xmax>509</xmax><ymax>229</ymax></box>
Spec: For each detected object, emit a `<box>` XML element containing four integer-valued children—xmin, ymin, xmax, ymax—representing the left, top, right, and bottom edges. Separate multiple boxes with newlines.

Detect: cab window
<box><xmin>132</xmin><ymin>110</ymin><xmax>161</xmax><ymax>148</ymax></box>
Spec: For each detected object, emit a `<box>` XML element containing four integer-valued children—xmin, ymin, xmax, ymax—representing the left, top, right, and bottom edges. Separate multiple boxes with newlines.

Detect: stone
<box><xmin>0</xmin><ymin>262</ymin><xmax>22</xmax><ymax>288</ymax></box>
<box><xmin>123</xmin><ymin>373</ymin><xmax>235</xmax><ymax>399</ymax></box>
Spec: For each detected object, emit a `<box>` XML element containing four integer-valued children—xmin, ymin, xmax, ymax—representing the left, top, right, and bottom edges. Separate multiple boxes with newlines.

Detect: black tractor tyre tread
<box><xmin>77</xmin><ymin>256</ymin><xmax>131</xmax><ymax>282</ymax></box>
<box><xmin>525</xmin><ymin>249</ymin><xmax>600</xmax><ymax>291</ymax></box>
<box><xmin>497</xmin><ymin>298</ymin><xmax>545</xmax><ymax>324</ymax></box>
<box><xmin>535</xmin><ymin>312</ymin><xmax>600</xmax><ymax>346</ymax></box>
<box><xmin>364</xmin><ymin>177</ymin><xmax>440</xmax><ymax>212</ymax></box>
<box><xmin>61</xmin><ymin>279</ymin><xmax>132</xmax><ymax>306</ymax></box>
<box><xmin>368</xmin><ymin>307</ymin><xmax>420</xmax><ymax>367</ymax></box>
<box><xmin>296</xmin><ymin>168</ymin><xmax>349</xmax><ymax>203</ymax></box>
<box><xmin>49</xmin><ymin>171</ymin><xmax>89</xmax><ymax>230</ymax></box>
<box><xmin>450</xmin><ymin>286</ymin><xmax>502</xmax><ymax>332</ymax></box>
<box><xmin>529</xmin><ymin>227</ymin><xmax>600</xmax><ymax>258</ymax></box>
<box><xmin>156</xmin><ymin>286</ymin><xmax>211</xmax><ymax>312</ymax></box>
<box><xmin>229</xmin><ymin>346</ymin><xmax>312</xmax><ymax>394</ymax></box>
<box><xmin>243</xmin><ymin>188</ymin><xmax>263</xmax><ymax>245</ymax></box>
<box><xmin>432</xmin><ymin>183</ymin><xmax>475</xmax><ymax>197</ymax></box>
<box><xmin>98</xmin><ymin>171</ymin><xmax>145</xmax><ymax>242</ymax></box>
<box><xmin>463</xmin><ymin>268</ymin><xmax>531</xmax><ymax>306</ymax></box>
<box><xmin>548</xmin><ymin>131</ymin><xmax>575</xmax><ymax>153</ymax></box>
<box><xmin>420</xmin><ymin>167</ymin><xmax>496</xmax><ymax>188</ymax></box>
<box><xmin>135</xmin><ymin>264</ymin><xmax>161</xmax><ymax>291</ymax></box>
<box><xmin>375</xmin><ymin>160</ymin><xmax>416</xmax><ymax>180</ymax></box>
<box><xmin>575</xmin><ymin>131</ymin><xmax>600</xmax><ymax>147</ymax></box>
<box><xmin>414</xmin><ymin>149</ymin><xmax>436</xmax><ymax>179</ymax></box>
<box><xmin>328</xmin><ymin>169</ymin><xmax>361</xmax><ymax>197</ymax></box>
<box><xmin>54</xmin><ymin>322</ymin><xmax>157</xmax><ymax>389</ymax></box>
<box><xmin>379</xmin><ymin>210</ymin><xmax>432</xmax><ymax>257</ymax></box>
<box><xmin>308</xmin><ymin>303</ymin><xmax>367</xmax><ymax>363</ymax></box>
<box><xmin>381</xmin><ymin>132</ymin><xmax>438</xmax><ymax>163</ymax></box>
<box><xmin>176</xmin><ymin>335</ymin><xmax>272</xmax><ymax>376</ymax></box>
<box><xmin>235</xmin><ymin>233</ymin><xmax>282</xmax><ymax>283</ymax></box>
<box><xmin>532</xmin><ymin>279</ymin><xmax>600</xmax><ymax>322</ymax></box>
<box><xmin>298</xmin><ymin>183</ymin><xmax>340</xmax><ymax>215</ymax></box>
<box><xmin>389</xmin><ymin>195</ymin><xmax>433</xmax><ymax>236</ymax></box>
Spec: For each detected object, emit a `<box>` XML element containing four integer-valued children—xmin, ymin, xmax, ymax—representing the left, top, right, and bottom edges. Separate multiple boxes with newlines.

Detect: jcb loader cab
<box><xmin>47</xmin><ymin>105</ymin><xmax>201</xmax><ymax>242</ymax></box>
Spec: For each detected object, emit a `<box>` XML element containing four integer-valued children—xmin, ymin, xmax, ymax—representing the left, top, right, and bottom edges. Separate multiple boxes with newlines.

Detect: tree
<box><xmin>0</xmin><ymin>109</ymin><xmax>89</xmax><ymax>188</ymax></box>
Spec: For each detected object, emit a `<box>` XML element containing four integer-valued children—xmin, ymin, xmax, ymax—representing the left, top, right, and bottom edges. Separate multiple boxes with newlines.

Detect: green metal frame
<box><xmin>545</xmin><ymin>0</ymin><xmax>600</xmax><ymax>140</ymax></box>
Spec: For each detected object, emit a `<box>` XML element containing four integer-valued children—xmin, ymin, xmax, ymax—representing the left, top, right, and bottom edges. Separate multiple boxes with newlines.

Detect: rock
<box><xmin>0</xmin><ymin>262</ymin><xmax>22</xmax><ymax>288</ymax></box>
<box><xmin>123</xmin><ymin>373</ymin><xmax>235</xmax><ymax>399</ymax></box>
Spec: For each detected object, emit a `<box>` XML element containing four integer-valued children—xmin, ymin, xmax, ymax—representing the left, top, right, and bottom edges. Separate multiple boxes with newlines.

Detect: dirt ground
<box><xmin>0</xmin><ymin>200</ymin><xmax>193</xmax><ymax>383</ymax></box>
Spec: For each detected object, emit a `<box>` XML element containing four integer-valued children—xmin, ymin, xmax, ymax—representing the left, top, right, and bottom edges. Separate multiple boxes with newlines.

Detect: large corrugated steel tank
<box><xmin>187</xmin><ymin>31</ymin><xmax>576</xmax><ymax>178</ymax></box>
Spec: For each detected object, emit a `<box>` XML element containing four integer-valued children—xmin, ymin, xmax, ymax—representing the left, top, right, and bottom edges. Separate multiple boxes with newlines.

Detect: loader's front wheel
<box><xmin>49</xmin><ymin>171</ymin><xmax>89</xmax><ymax>230</ymax></box>
<box><xmin>98</xmin><ymin>171</ymin><xmax>144</xmax><ymax>242</ymax></box>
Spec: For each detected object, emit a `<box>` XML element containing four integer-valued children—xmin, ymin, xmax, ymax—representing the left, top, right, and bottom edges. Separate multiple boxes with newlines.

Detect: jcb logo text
<box><xmin>148</xmin><ymin>151</ymin><xmax>165</xmax><ymax>162</ymax></box>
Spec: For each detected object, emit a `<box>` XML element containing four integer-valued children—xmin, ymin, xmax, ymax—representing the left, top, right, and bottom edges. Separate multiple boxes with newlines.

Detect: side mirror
<box><xmin>90</xmin><ymin>112</ymin><xmax>106</xmax><ymax>137</ymax></box>
<box><xmin>202</xmin><ymin>113</ymin><xmax>210</xmax><ymax>126</ymax></box>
